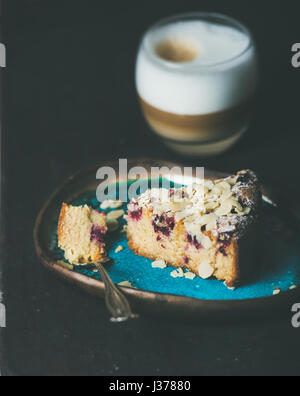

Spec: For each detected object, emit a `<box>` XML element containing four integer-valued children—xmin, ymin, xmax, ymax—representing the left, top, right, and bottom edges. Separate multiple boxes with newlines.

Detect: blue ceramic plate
<box><xmin>50</xmin><ymin>182</ymin><xmax>300</xmax><ymax>301</ymax></box>
<box><xmin>34</xmin><ymin>160</ymin><xmax>300</xmax><ymax>321</ymax></box>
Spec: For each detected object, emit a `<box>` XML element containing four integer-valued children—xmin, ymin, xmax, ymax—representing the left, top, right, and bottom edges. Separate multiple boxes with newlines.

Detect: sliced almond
<box><xmin>226</xmin><ymin>176</ymin><xmax>238</xmax><ymax>186</ymax></box>
<box><xmin>185</xmin><ymin>271</ymin><xmax>196</xmax><ymax>280</ymax></box>
<box><xmin>106</xmin><ymin>210</ymin><xmax>125</xmax><ymax>221</ymax></box>
<box><xmin>115</xmin><ymin>246</ymin><xmax>124</xmax><ymax>253</ymax></box>
<box><xmin>118</xmin><ymin>281</ymin><xmax>132</xmax><ymax>288</ymax></box>
<box><xmin>169</xmin><ymin>201</ymin><xmax>189</xmax><ymax>212</ymax></box>
<box><xmin>171</xmin><ymin>268</ymin><xmax>185</xmax><ymax>278</ymax></box>
<box><xmin>196</xmin><ymin>213</ymin><xmax>217</xmax><ymax>231</ymax></box>
<box><xmin>204</xmin><ymin>180</ymin><xmax>215</xmax><ymax>191</ymax></box>
<box><xmin>100</xmin><ymin>200</ymin><xmax>123</xmax><ymax>210</ymax></box>
<box><xmin>199</xmin><ymin>234</ymin><xmax>213</xmax><ymax>249</ymax></box>
<box><xmin>220</xmin><ymin>190</ymin><xmax>233</xmax><ymax>201</ymax></box>
<box><xmin>212</xmin><ymin>185</ymin><xmax>222</xmax><ymax>196</ymax></box>
<box><xmin>206</xmin><ymin>220</ymin><xmax>217</xmax><ymax>231</ymax></box>
<box><xmin>199</xmin><ymin>213</ymin><xmax>217</xmax><ymax>226</ymax></box>
<box><xmin>205</xmin><ymin>201</ymin><xmax>219</xmax><ymax>212</ymax></box>
<box><xmin>233</xmin><ymin>201</ymin><xmax>243</xmax><ymax>213</ymax></box>
<box><xmin>215</xmin><ymin>199</ymin><xmax>233</xmax><ymax>216</ymax></box>
<box><xmin>185</xmin><ymin>222</ymin><xmax>201</xmax><ymax>237</ymax></box>
<box><xmin>175</xmin><ymin>211</ymin><xmax>187</xmax><ymax>222</ymax></box>
<box><xmin>198</xmin><ymin>260</ymin><xmax>214</xmax><ymax>279</ymax></box>
<box><xmin>217</xmin><ymin>181</ymin><xmax>231</xmax><ymax>192</ymax></box>
<box><xmin>152</xmin><ymin>259</ymin><xmax>167</xmax><ymax>269</ymax></box>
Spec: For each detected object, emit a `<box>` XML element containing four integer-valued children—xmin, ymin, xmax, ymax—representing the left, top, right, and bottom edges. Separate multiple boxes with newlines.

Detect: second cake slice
<box><xmin>58</xmin><ymin>203</ymin><xmax>108</xmax><ymax>265</ymax></box>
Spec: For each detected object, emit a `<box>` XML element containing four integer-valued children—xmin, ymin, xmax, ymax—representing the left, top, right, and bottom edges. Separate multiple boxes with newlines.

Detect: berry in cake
<box><xmin>57</xmin><ymin>203</ymin><xmax>108</xmax><ymax>265</ymax></box>
<box><xmin>126</xmin><ymin>170</ymin><xmax>261</xmax><ymax>288</ymax></box>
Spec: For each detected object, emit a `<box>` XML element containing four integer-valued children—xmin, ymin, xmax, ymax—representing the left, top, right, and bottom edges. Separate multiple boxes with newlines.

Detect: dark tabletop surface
<box><xmin>1</xmin><ymin>0</ymin><xmax>300</xmax><ymax>376</ymax></box>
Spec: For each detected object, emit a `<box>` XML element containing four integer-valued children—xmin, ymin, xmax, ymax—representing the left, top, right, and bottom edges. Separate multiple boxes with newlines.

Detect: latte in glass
<box><xmin>136</xmin><ymin>13</ymin><xmax>258</xmax><ymax>157</ymax></box>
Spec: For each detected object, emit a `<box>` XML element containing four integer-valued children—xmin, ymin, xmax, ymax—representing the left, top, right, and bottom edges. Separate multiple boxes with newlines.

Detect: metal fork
<box><xmin>95</xmin><ymin>261</ymin><xmax>139</xmax><ymax>323</ymax></box>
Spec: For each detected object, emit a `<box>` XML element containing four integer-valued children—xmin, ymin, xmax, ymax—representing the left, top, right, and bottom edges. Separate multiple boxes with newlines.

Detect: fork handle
<box><xmin>96</xmin><ymin>262</ymin><xmax>139</xmax><ymax>322</ymax></box>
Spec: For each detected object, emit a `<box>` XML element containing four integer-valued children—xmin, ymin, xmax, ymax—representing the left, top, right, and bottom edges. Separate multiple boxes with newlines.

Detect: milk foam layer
<box><xmin>136</xmin><ymin>20</ymin><xmax>257</xmax><ymax>115</ymax></box>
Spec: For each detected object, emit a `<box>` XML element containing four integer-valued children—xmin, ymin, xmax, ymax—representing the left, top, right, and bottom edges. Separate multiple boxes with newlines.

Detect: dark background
<box><xmin>1</xmin><ymin>0</ymin><xmax>300</xmax><ymax>376</ymax></box>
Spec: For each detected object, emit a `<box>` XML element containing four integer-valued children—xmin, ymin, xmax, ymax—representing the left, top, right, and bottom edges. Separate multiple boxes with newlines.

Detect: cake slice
<box><xmin>126</xmin><ymin>170</ymin><xmax>261</xmax><ymax>288</ymax></box>
<box><xmin>58</xmin><ymin>203</ymin><xmax>108</xmax><ymax>265</ymax></box>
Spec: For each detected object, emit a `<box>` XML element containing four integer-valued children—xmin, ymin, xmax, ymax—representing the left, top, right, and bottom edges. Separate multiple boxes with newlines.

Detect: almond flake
<box><xmin>215</xmin><ymin>200</ymin><xmax>233</xmax><ymax>216</ymax></box>
<box><xmin>204</xmin><ymin>180</ymin><xmax>215</xmax><ymax>191</ymax></box>
<box><xmin>115</xmin><ymin>246</ymin><xmax>124</xmax><ymax>253</ymax></box>
<box><xmin>212</xmin><ymin>185</ymin><xmax>222</xmax><ymax>196</ymax></box>
<box><xmin>171</xmin><ymin>268</ymin><xmax>185</xmax><ymax>278</ymax></box>
<box><xmin>217</xmin><ymin>181</ymin><xmax>231</xmax><ymax>192</ymax></box>
<box><xmin>198</xmin><ymin>260</ymin><xmax>214</xmax><ymax>279</ymax></box>
<box><xmin>227</xmin><ymin>176</ymin><xmax>238</xmax><ymax>186</ymax></box>
<box><xmin>185</xmin><ymin>272</ymin><xmax>196</xmax><ymax>280</ymax></box>
<box><xmin>205</xmin><ymin>202</ymin><xmax>219</xmax><ymax>211</ymax></box>
<box><xmin>199</xmin><ymin>234</ymin><xmax>213</xmax><ymax>249</ymax></box>
<box><xmin>100</xmin><ymin>200</ymin><xmax>123</xmax><ymax>210</ymax></box>
<box><xmin>152</xmin><ymin>260</ymin><xmax>167</xmax><ymax>269</ymax></box>
<box><xmin>206</xmin><ymin>220</ymin><xmax>217</xmax><ymax>231</ymax></box>
<box><xmin>106</xmin><ymin>210</ymin><xmax>125</xmax><ymax>221</ymax></box>
<box><xmin>118</xmin><ymin>281</ymin><xmax>132</xmax><ymax>288</ymax></box>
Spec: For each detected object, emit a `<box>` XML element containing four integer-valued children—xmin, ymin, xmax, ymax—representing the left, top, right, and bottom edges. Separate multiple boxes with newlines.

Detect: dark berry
<box><xmin>90</xmin><ymin>225</ymin><xmax>107</xmax><ymax>247</ymax></box>
<box><xmin>186</xmin><ymin>233</ymin><xmax>202</xmax><ymax>250</ymax></box>
<box><xmin>152</xmin><ymin>214</ymin><xmax>175</xmax><ymax>238</ymax></box>
<box><xmin>183</xmin><ymin>256</ymin><xmax>189</xmax><ymax>265</ymax></box>
<box><xmin>128</xmin><ymin>207</ymin><xmax>143</xmax><ymax>221</ymax></box>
